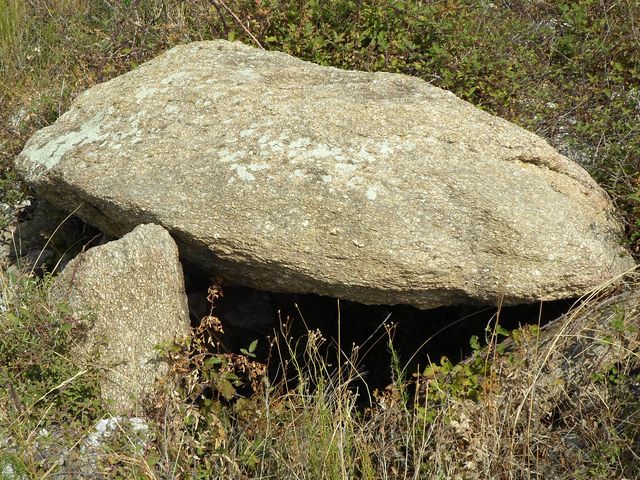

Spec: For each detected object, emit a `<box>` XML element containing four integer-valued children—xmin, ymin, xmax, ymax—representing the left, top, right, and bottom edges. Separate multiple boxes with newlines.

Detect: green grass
<box><xmin>0</xmin><ymin>269</ymin><xmax>105</xmax><ymax>477</ymax></box>
<box><xmin>1</xmin><ymin>1</ymin><xmax>640</xmax><ymax>478</ymax></box>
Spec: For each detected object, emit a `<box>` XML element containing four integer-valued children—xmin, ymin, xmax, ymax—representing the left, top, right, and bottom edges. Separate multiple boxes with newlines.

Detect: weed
<box><xmin>0</xmin><ymin>269</ymin><xmax>105</xmax><ymax>477</ymax></box>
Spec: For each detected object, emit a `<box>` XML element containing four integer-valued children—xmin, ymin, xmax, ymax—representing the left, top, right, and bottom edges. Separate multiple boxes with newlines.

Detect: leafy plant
<box><xmin>0</xmin><ymin>270</ymin><xmax>104</xmax><ymax>476</ymax></box>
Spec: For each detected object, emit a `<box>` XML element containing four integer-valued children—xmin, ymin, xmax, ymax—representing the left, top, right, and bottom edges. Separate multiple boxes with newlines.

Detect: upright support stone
<box><xmin>51</xmin><ymin>224</ymin><xmax>190</xmax><ymax>415</ymax></box>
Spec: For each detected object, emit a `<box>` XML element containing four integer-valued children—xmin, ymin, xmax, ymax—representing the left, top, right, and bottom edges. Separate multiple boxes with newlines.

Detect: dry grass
<box><xmin>1</xmin><ymin>1</ymin><xmax>640</xmax><ymax>478</ymax></box>
<box><xmin>1</xmin><ymin>238</ymin><xmax>639</xmax><ymax>478</ymax></box>
<box><xmin>417</xmin><ymin>270</ymin><xmax>640</xmax><ymax>479</ymax></box>
<box><xmin>128</xmin><ymin>271</ymin><xmax>640</xmax><ymax>479</ymax></box>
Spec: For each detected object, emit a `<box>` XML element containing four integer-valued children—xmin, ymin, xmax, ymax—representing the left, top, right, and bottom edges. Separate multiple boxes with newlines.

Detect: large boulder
<box><xmin>51</xmin><ymin>224</ymin><xmax>190</xmax><ymax>414</ymax></box>
<box><xmin>17</xmin><ymin>40</ymin><xmax>634</xmax><ymax>309</ymax></box>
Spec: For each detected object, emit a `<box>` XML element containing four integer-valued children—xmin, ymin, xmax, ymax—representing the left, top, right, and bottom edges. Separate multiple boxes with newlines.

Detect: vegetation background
<box><xmin>1</xmin><ymin>1</ymin><xmax>639</xmax><ymax>479</ymax></box>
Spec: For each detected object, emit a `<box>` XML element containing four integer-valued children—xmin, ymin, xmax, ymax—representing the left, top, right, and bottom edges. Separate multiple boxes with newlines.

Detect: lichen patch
<box><xmin>160</xmin><ymin>71</ymin><xmax>191</xmax><ymax>85</ymax></box>
<box><xmin>135</xmin><ymin>87</ymin><xmax>158</xmax><ymax>103</ymax></box>
<box><xmin>231</xmin><ymin>164</ymin><xmax>255</xmax><ymax>181</ymax></box>
<box><xmin>28</xmin><ymin>111</ymin><xmax>111</xmax><ymax>171</ymax></box>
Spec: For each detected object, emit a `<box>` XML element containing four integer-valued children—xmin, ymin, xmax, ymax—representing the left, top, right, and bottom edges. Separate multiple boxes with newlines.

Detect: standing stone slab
<box><xmin>18</xmin><ymin>40</ymin><xmax>634</xmax><ymax>308</ymax></box>
<box><xmin>51</xmin><ymin>224</ymin><xmax>190</xmax><ymax>414</ymax></box>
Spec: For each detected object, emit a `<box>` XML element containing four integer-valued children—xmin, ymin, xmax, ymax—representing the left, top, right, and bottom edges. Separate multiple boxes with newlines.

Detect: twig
<box><xmin>28</xmin><ymin>204</ymin><xmax>82</xmax><ymax>277</ymax></box>
<box><xmin>211</xmin><ymin>0</ymin><xmax>230</xmax><ymax>36</ymax></box>
<box><xmin>211</xmin><ymin>0</ymin><xmax>264</xmax><ymax>49</ymax></box>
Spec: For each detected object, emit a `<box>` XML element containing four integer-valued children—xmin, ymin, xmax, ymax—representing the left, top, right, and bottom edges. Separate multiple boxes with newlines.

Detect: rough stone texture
<box><xmin>50</xmin><ymin>224</ymin><xmax>190</xmax><ymax>414</ymax></box>
<box><xmin>17</xmin><ymin>40</ymin><xmax>634</xmax><ymax>308</ymax></box>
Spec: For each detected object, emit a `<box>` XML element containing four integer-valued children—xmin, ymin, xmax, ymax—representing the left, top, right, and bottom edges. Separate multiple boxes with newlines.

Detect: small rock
<box><xmin>51</xmin><ymin>224</ymin><xmax>190</xmax><ymax>415</ymax></box>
